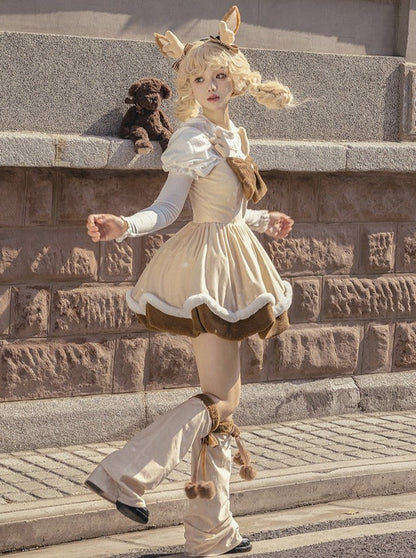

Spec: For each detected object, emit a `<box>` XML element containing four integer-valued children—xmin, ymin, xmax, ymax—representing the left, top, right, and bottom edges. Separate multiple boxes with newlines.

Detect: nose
<box><xmin>208</xmin><ymin>80</ymin><xmax>217</xmax><ymax>92</ymax></box>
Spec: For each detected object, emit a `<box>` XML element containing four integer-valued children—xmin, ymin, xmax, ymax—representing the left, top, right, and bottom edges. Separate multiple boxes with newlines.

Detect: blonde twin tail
<box><xmin>248</xmin><ymin>78</ymin><xmax>294</xmax><ymax>110</ymax></box>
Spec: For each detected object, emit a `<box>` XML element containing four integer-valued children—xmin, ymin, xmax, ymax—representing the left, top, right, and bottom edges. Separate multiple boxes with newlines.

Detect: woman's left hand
<box><xmin>265</xmin><ymin>211</ymin><xmax>294</xmax><ymax>239</ymax></box>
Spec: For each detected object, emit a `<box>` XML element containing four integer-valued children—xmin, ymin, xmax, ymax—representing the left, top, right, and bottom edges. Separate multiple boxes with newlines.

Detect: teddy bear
<box><xmin>119</xmin><ymin>77</ymin><xmax>174</xmax><ymax>154</ymax></box>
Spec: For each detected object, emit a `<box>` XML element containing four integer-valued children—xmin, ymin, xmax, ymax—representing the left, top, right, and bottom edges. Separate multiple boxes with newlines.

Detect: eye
<box><xmin>217</xmin><ymin>72</ymin><xmax>227</xmax><ymax>79</ymax></box>
<box><xmin>194</xmin><ymin>76</ymin><xmax>204</xmax><ymax>83</ymax></box>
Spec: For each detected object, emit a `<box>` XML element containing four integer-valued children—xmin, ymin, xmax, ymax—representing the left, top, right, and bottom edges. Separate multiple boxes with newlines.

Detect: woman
<box><xmin>86</xmin><ymin>6</ymin><xmax>294</xmax><ymax>556</ymax></box>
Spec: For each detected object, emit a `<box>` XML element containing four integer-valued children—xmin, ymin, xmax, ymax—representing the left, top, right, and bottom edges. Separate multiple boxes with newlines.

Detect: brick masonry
<box><xmin>0</xmin><ymin>167</ymin><xmax>415</xmax><ymax>401</ymax></box>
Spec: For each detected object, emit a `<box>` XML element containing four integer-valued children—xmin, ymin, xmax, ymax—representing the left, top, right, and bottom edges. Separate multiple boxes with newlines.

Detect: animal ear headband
<box><xmin>154</xmin><ymin>5</ymin><xmax>241</xmax><ymax>71</ymax></box>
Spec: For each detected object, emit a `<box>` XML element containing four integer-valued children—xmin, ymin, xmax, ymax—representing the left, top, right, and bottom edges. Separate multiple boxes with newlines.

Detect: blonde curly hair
<box><xmin>175</xmin><ymin>40</ymin><xmax>293</xmax><ymax>121</ymax></box>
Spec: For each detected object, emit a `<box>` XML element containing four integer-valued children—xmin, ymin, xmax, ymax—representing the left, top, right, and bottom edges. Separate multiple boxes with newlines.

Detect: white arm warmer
<box><xmin>116</xmin><ymin>173</ymin><xmax>194</xmax><ymax>241</ymax></box>
<box><xmin>245</xmin><ymin>209</ymin><xmax>270</xmax><ymax>233</ymax></box>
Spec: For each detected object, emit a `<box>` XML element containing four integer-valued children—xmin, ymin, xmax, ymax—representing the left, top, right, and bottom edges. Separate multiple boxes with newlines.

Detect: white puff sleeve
<box><xmin>161</xmin><ymin>125</ymin><xmax>218</xmax><ymax>179</ymax></box>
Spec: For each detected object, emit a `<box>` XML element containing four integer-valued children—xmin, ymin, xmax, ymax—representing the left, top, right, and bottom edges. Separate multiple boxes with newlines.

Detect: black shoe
<box><xmin>84</xmin><ymin>480</ymin><xmax>115</xmax><ymax>504</ymax></box>
<box><xmin>116</xmin><ymin>500</ymin><xmax>149</xmax><ymax>524</ymax></box>
<box><xmin>225</xmin><ymin>537</ymin><xmax>252</xmax><ymax>553</ymax></box>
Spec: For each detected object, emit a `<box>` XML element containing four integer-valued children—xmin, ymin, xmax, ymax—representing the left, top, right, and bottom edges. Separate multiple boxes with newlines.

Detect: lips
<box><xmin>208</xmin><ymin>95</ymin><xmax>220</xmax><ymax>101</ymax></box>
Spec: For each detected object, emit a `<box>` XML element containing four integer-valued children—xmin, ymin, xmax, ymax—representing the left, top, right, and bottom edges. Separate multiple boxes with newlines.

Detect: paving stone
<box><xmin>0</xmin><ymin>471</ymin><xmax>28</xmax><ymax>484</ymax></box>
<box><xmin>0</xmin><ymin>481</ymin><xmax>18</xmax><ymax>493</ymax></box>
<box><xmin>57</xmin><ymin>456</ymin><xmax>95</xmax><ymax>469</ymax></box>
<box><xmin>253</xmin><ymin>429</ymin><xmax>279</xmax><ymax>438</ymax></box>
<box><xmin>351</xmin><ymin>441</ymin><xmax>391</xmax><ymax>451</ymax></box>
<box><xmin>0</xmin><ymin>457</ymin><xmax>35</xmax><ymax>472</ymax></box>
<box><xmin>15</xmin><ymin>480</ymin><xmax>46</xmax><ymax>492</ymax></box>
<box><xmin>371</xmin><ymin>447</ymin><xmax>410</xmax><ymax>456</ymax></box>
<box><xmin>293</xmin><ymin>423</ymin><xmax>320</xmax><ymax>432</ymax></box>
<box><xmin>348</xmin><ymin>422</ymin><xmax>388</xmax><ymax>433</ymax></box>
<box><xmin>91</xmin><ymin>446</ymin><xmax>118</xmax><ymax>456</ymax></box>
<box><xmin>24</xmin><ymin>470</ymin><xmax>60</xmax><ymax>482</ymax></box>
<box><xmin>396</xmin><ymin>433</ymin><xmax>416</xmax><ymax>442</ymax></box>
<box><xmin>70</xmin><ymin>448</ymin><xmax>107</xmax><ymax>459</ymax></box>
<box><xmin>32</xmin><ymin>488</ymin><xmax>66</xmax><ymax>499</ymax></box>
<box><xmin>393</xmin><ymin>442</ymin><xmax>416</xmax><ymax>451</ymax></box>
<box><xmin>2</xmin><ymin>411</ymin><xmax>416</xmax><ymax>506</ymax></box>
<box><xmin>349</xmin><ymin>432</ymin><xmax>393</xmax><ymax>443</ymax></box>
<box><xmin>328</xmin><ymin>424</ymin><xmax>364</xmax><ymax>435</ymax></box>
<box><xmin>39</xmin><ymin>476</ymin><xmax>78</xmax><ymax>489</ymax></box>
<box><xmin>14</xmin><ymin>454</ymin><xmax>60</xmax><ymax>468</ymax></box>
<box><xmin>385</xmin><ymin>414</ymin><xmax>416</xmax><ymax>423</ymax></box>
<box><xmin>106</xmin><ymin>441</ymin><xmax>126</xmax><ymax>448</ymax></box>
<box><xmin>306</xmin><ymin>429</ymin><xmax>338</xmax><ymax>439</ymax></box>
<box><xmin>282</xmin><ymin>457</ymin><xmax>315</xmax><ymax>467</ymax></box>
<box><xmin>3</xmin><ymin>491</ymin><xmax>37</xmax><ymax>503</ymax></box>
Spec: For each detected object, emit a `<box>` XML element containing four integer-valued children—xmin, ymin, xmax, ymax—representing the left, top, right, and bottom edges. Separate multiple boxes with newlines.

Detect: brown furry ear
<box><xmin>128</xmin><ymin>83</ymin><xmax>139</xmax><ymax>97</ymax></box>
<box><xmin>161</xmin><ymin>83</ymin><xmax>172</xmax><ymax>99</ymax></box>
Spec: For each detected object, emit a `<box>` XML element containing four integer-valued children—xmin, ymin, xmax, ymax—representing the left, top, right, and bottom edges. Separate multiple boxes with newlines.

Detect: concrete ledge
<box><xmin>250</xmin><ymin>140</ymin><xmax>348</xmax><ymax>172</ymax></box>
<box><xmin>346</xmin><ymin>142</ymin><xmax>416</xmax><ymax>172</ymax></box>
<box><xmin>1</xmin><ymin>132</ymin><xmax>416</xmax><ymax>172</ymax></box>
<box><xmin>2</xmin><ymin>372</ymin><xmax>416</xmax><ymax>452</ymax></box>
<box><xmin>0</xmin><ymin>132</ymin><xmax>164</xmax><ymax>171</ymax></box>
<box><xmin>356</xmin><ymin>371</ymin><xmax>416</xmax><ymax>412</ymax></box>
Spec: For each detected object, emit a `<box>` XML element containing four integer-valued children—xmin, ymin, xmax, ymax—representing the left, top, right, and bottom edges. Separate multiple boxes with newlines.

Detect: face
<box><xmin>190</xmin><ymin>66</ymin><xmax>233</xmax><ymax>118</ymax></box>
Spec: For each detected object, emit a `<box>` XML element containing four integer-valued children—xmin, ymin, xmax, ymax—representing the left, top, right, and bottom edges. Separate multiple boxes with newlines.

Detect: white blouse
<box><xmin>117</xmin><ymin>115</ymin><xmax>270</xmax><ymax>241</ymax></box>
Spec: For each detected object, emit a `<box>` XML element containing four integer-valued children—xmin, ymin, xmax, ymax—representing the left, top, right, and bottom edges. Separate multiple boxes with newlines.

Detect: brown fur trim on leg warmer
<box><xmin>194</xmin><ymin>393</ymin><xmax>220</xmax><ymax>431</ymax></box>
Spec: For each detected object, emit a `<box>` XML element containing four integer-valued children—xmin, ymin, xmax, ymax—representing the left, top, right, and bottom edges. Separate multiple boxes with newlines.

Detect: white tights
<box><xmin>192</xmin><ymin>333</ymin><xmax>241</xmax><ymax>422</ymax></box>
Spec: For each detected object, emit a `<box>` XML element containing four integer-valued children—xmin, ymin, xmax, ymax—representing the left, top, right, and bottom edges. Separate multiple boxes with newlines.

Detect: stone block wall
<box><xmin>1</xmin><ymin>166</ymin><xmax>415</xmax><ymax>402</ymax></box>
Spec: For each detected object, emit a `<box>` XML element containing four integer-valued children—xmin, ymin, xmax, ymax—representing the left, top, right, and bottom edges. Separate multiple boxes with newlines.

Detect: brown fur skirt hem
<box><xmin>136</xmin><ymin>302</ymin><xmax>289</xmax><ymax>341</ymax></box>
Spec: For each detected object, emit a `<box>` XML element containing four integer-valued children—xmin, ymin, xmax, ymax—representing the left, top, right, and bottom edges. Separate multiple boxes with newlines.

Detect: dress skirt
<box><xmin>126</xmin><ymin>219</ymin><xmax>292</xmax><ymax>340</ymax></box>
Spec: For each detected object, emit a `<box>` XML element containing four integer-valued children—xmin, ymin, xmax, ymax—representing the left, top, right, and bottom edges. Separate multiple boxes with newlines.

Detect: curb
<box><xmin>2</xmin><ymin>455</ymin><xmax>416</xmax><ymax>553</ymax></box>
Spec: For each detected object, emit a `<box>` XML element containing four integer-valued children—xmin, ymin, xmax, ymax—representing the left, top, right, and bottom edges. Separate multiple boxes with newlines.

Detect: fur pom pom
<box><xmin>233</xmin><ymin>452</ymin><xmax>244</xmax><ymax>466</ymax></box>
<box><xmin>197</xmin><ymin>481</ymin><xmax>216</xmax><ymax>499</ymax></box>
<box><xmin>184</xmin><ymin>481</ymin><xmax>198</xmax><ymax>499</ymax></box>
<box><xmin>240</xmin><ymin>465</ymin><xmax>257</xmax><ymax>481</ymax></box>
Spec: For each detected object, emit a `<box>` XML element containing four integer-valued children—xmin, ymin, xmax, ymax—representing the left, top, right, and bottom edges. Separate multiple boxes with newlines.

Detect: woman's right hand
<box><xmin>86</xmin><ymin>214</ymin><xmax>128</xmax><ymax>242</ymax></box>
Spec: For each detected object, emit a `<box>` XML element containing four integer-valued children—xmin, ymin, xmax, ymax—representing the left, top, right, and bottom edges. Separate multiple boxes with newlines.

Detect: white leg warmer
<box><xmin>183</xmin><ymin>431</ymin><xmax>242</xmax><ymax>557</ymax></box>
<box><xmin>86</xmin><ymin>395</ymin><xmax>219</xmax><ymax>508</ymax></box>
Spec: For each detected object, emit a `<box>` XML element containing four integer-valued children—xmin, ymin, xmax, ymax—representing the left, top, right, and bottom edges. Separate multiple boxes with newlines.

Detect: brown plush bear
<box><xmin>119</xmin><ymin>77</ymin><xmax>174</xmax><ymax>154</ymax></box>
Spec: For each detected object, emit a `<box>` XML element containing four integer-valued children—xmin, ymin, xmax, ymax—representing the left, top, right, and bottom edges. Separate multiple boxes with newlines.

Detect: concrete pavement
<box><xmin>2</xmin><ymin>410</ymin><xmax>416</xmax><ymax>554</ymax></box>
